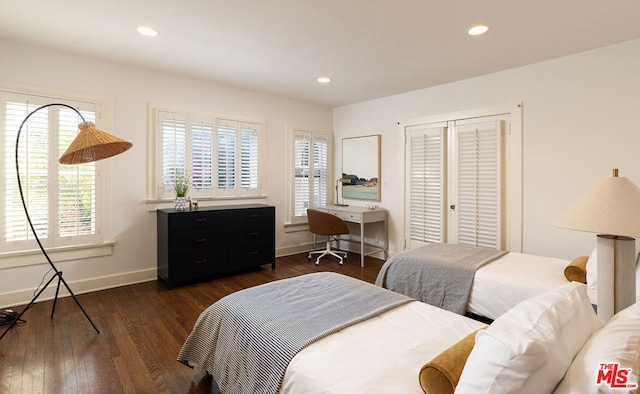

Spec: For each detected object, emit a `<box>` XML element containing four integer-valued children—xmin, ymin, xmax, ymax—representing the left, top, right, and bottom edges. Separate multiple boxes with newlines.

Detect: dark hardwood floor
<box><xmin>0</xmin><ymin>253</ymin><xmax>385</xmax><ymax>393</ymax></box>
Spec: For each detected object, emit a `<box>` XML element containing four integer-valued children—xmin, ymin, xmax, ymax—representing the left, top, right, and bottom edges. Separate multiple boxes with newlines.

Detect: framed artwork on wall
<box><xmin>342</xmin><ymin>134</ymin><xmax>381</xmax><ymax>202</ymax></box>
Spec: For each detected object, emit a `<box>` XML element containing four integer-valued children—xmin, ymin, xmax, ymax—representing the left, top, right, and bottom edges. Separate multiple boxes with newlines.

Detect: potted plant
<box><xmin>173</xmin><ymin>169</ymin><xmax>191</xmax><ymax>211</ymax></box>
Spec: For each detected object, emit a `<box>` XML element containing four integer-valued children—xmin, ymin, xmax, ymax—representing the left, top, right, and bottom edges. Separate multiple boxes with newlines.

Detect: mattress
<box><xmin>467</xmin><ymin>252</ymin><xmax>597</xmax><ymax>320</ymax></box>
<box><xmin>280</xmin><ymin>300</ymin><xmax>486</xmax><ymax>393</ymax></box>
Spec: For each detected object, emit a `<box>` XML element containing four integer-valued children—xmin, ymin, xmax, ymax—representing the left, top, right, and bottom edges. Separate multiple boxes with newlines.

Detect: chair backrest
<box><xmin>307</xmin><ymin>209</ymin><xmax>350</xmax><ymax>236</ymax></box>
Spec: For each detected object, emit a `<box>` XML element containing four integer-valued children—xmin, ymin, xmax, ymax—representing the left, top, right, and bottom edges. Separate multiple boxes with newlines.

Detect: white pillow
<box><xmin>586</xmin><ymin>247</ymin><xmax>598</xmax><ymax>290</ymax></box>
<box><xmin>554</xmin><ymin>300</ymin><xmax>640</xmax><ymax>393</ymax></box>
<box><xmin>455</xmin><ymin>282</ymin><xmax>602</xmax><ymax>394</ymax></box>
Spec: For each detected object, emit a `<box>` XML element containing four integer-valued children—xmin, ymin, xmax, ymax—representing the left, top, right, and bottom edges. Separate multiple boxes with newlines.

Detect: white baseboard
<box><xmin>276</xmin><ymin>243</ymin><xmax>314</xmax><ymax>257</ymax></box>
<box><xmin>0</xmin><ymin>268</ymin><xmax>157</xmax><ymax>309</ymax></box>
<box><xmin>276</xmin><ymin>243</ymin><xmax>391</xmax><ymax>261</ymax></box>
<box><xmin>1</xmin><ymin>245</ymin><xmax>394</xmax><ymax>309</ymax></box>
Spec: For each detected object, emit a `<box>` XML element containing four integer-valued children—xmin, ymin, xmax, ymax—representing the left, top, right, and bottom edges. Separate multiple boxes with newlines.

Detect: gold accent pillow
<box><xmin>418</xmin><ymin>329</ymin><xmax>482</xmax><ymax>394</ymax></box>
<box><xmin>564</xmin><ymin>256</ymin><xmax>589</xmax><ymax>283</ymax></box>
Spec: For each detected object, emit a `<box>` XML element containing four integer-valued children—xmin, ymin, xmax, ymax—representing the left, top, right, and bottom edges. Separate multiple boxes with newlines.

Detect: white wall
<box><xmin>333</xmin><ymin>38</ymin><xmax>640</xmax><ymax>260</ymax></box>
<box><xmin>3</xmin><ymin>37</ymin><xmax>639</xmax><ymax>307</ymax></box>
<box><xmin>0</xmin><ymin>40</ymin><xmax>332</xmax><ymax>307</ymax></box>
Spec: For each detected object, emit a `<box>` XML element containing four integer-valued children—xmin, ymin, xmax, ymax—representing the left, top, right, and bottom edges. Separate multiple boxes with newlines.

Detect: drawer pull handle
<box><xmin>194</xmin><ymin>218</ymin><xmax>208</xmax><ymax>222</ymax></box>
<box><xmin>247</xmin><ymin>214</ymin><xmax>258</xmax><ymax>218</ymax></box>
<box><xmin>248</xmin><ymin>251</ymin><xmax>259</xmax><ymax>256</ymax></box>
<box><xmin>194</xmin><ymin>259</ymin><xmax>207</xmax><ymax>264</ymax></box>
<box><xmin>194</xmin><ymin>238</ymin><xmax>208</xmax><ymax>242</ymax></box>
<box><xmin>247</xmin><ymin>232</ymin><xmax>258</xmax><ymax>236</ymax></box>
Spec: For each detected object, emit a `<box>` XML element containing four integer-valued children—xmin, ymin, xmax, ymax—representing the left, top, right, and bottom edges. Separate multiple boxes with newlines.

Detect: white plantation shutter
<box><xmin>313</xmin><ymin>135</ymin><xmax>328</xmax><ymax>208</ymax></box>
<box><xmin>58</xmin><ymin>107</ymin><xmax>96</xmax><ymax>239</ymax></box>
<box><xmin>216</xmin><ymin>120</ymin><xmax>237</xmax><ymax>194</ymax></box>
<box><xmin>293</xmin><ymin>131</ymin><xmax>311</xmax><ymax>218</ymax></box>
<box><xmin>2</xmin><ymin>93</ymin><xmax>102</xmax><ymax>253</ymax></box>
<box><xmin>290</xmin><ymin>128</ymin><xmax>330</xmax><ymax>223</ymax></box>
<box><xmin>240</xmin><ymin>123</ymin><xmax>259</xmax><ymax>192</ymax></box>
<box><xmin>406</xmin><ymin>124</ymin><xmax>446</xmax><ymax>248</ymax></box>
<box><xmin>156</xmin><ymin>110</ymin><xmax>263</xmax><ymax>200</ymax></box>
<box><xmin>5</xmin><ymin>101</ymin><xmax>48</xmax><ymax>242</ymax></box>
<box><xmin>191</xmin><ymin>120</ymin><xmax>214</xmax><ymax>194</ymax></box>
<box><xmin>159</xmin><ymin>112</ymin><xmax>187</xmax><ymax>198</ymax></box>
<box><xmin>454</xmin><ymin>120</ymin><xmax>502</xmax><ymax>248</ymax></box>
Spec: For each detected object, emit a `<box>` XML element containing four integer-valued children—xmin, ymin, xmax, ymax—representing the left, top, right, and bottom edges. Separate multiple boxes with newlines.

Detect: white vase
<box><xmin>174</xmin><ymin>196</ymin><xmax>188</xmax><ymax>211</ymax></box>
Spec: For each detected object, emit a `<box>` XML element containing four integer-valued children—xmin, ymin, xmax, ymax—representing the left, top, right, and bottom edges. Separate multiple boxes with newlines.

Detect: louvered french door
<box><xmin>405</xmin><ymin>115</ymin><xmax>506</xmax><ymax>250</ymax></box>
<box><xmin>449</xmin><ymin>118</ymin><xmax>503</xmax><ymax>249</ymax></box>
<box><xmin>405</xmin><ymin>123</ymin><xmax>447</xmax><ymax>248</ymax></box>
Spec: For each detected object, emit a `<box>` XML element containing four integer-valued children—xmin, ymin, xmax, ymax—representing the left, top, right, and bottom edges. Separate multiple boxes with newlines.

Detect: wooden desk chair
<box><xmin>307</xmin><ymin>208</ymin><xmax>350</xmax><ymax>265</ymax></box>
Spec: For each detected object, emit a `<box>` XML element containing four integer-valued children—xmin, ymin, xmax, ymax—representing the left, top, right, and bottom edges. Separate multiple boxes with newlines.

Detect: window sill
<box><xmin>146</xmin><ymin>195</ymin><xmax>268</xmax><ymax>212</ymax></box>
<box><xmin>0</xmin><ymin>242</ymin><xmax>115</xmax><ymax>270</ymax></box>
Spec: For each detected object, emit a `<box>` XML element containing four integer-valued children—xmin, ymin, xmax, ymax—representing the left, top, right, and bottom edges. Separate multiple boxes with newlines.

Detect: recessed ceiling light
<box><xmin>317</xmin><ymin>77</ymin><xmax>331</xmax><ymax>84</ymax></box>
<box><xmin>137</xmin><ymin>26</ymin><xmax>159</xmax><ymax>37</ymax></box>
<box><xmin>467</xmin><ymin>25</ymin><xmax>489</xmax><ymax>36</ymax></box>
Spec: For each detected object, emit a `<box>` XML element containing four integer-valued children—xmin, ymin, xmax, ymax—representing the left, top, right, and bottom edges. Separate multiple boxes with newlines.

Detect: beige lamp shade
<box><xmin>59</xmin><ymin>121</ymin><xmax>133</xmax><ymax>164</ymax></box>
<box><xmin>551</xmin><ymin>171</ymin><xmax>640</xmax><ymax>237</ymax></box>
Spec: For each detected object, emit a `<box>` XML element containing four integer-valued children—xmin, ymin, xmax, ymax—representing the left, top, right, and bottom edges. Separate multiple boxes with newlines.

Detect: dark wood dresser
<box><xmin>157</xmin><ymin>204</ymin><xmax>275</xmax><ymax>288</ymax></box>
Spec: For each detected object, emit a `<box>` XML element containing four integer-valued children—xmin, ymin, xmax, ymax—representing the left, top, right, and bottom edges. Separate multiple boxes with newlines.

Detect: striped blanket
<box><xmin>177</xmin><ymin>272</ymin><xmax>412</xmax><ymax>394</ymax></box>
<box><xmin>375</xmin><ymin>243</ymin><xmax>507</xmax><ymax>314</ymax></box>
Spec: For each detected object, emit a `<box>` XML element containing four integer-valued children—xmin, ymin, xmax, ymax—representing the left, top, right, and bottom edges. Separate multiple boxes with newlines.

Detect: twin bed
<box><xmin>375</xmin><ymin>243</ymin><xmax>588</xmax><ymax>321</ymax></box>
<box><xmin>178</xmin><ymin>244</ymin><xmax>640</xmax><ymax>393</ymax></box>
<box><xmin>178</xmin><ymin>272</ymin><xmax>485</xmax><ymax>393</ymax></box>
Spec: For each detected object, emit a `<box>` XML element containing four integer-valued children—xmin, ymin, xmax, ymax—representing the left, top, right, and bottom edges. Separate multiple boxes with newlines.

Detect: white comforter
<box><xmin>280</xmin><ymin>301</ymin><xmax>486</xmax><ymax>394</ymax></box>
<box><xmin>468</xmin><ymin>252</ymin><xmax>597</xmax><ymax>320</ymax></box>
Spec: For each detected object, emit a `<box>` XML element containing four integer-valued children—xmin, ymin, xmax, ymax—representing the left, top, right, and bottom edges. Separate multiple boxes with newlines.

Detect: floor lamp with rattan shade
<box><xmin>552</xmin><ymin>169</ymin><xmax>640</xmax><ymax>323</ymax></box>
<box><xmin>0</xmin><ymin>103</ymin><xmax>132</xmax><ymax>341</ymax></box>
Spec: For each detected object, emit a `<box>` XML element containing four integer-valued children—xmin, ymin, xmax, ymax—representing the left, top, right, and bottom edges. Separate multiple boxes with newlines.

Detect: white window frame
<box><xmin>286</xmin><ymin>125</ymin><xmax>332</xmax><ymax>227</ymax></box>
<box><xmin>147</xmin><ymin>106</ymin><xmax>266</xmax><ymax>209</ymax></box>
<box><xmin>0</xmin><ymin>85</ymin><xmax>115</xmax><ymax>269</ymax></box>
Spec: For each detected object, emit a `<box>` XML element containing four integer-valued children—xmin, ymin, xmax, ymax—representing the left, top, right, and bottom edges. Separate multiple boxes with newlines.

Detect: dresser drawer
<box><xmin>228</xmin><ymin>221</ymin><xmax>274</xmax><ymax>245</ymax></box>
<box><xmin>168</xmin><ymin>210</ymin><xmax>227</xmax><ymax>230</ymax></box>
<box><xmin>168</xmin><ymin>227</ymin><xmax>227</xmax><ymax>251</ymax></box>
<box><xmin>228</xmin><ymin>244</ymin><xmax>275</xmax><ymax>268</ymax></box>
<box><xmin>228</xmin><ymin>207</ymin><xmax>274</xmax><ymax>223</ymax></box>
<box><xmin>332</xmin><ymin>210</ymin><xmax>362</xmax><ymax>223</ymax></box>
<box><xmin>167</xmin><ymin>254</ymin><xmax>228</xmax><ymax>282</ymax></box>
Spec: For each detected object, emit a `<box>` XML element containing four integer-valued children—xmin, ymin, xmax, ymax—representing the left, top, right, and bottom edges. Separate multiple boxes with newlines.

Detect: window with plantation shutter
<box><xmin>160</xmin><ymin>113</ymin><xmax>187</xmax><ymax>197</ymax></box>
<box><xmin>1</xmin><ymin>90</ymin><xmax>105</xmax><ymax>255</ymax></box>
<box><xmin>313</xmin><ymin>135</ymin><xmax>329</xmax><ymax>208</ymax></box>
<box><xmin>154</xmin><ymin>109</ymin><xmax>264</xmax><ymax>201</ymax></box>
<box><xmin>58</xmin><ymin>108</ymin><xmax>97</xmax><ymax>239</ymax></box>
<box><xmin>290</xmin><ymin>128</ymin><xmax>330</xmax><ymax>223</ymax></box>
<box><xmin>241</xmin><ymin>125</ymin><xmax>259</xmax><ymax>190</ymax></box>
<box><xmin>293</xmin><ymin>131</ymin><xmax>311</xmax><ymax>218</ymax></box>
<box><xmin>216</xmin><ymin>121</ymin><xmax>236</xmax><ymax>192</ymax></box>
<box><xmin>404</xmin><ymin>114</ymin><xmax>509</xmax><ymax>251</ymax></box>
<box><xmin>191</xmin><ymin>121</ymin><xmax>213</xmax><ymax>192</ymax></box>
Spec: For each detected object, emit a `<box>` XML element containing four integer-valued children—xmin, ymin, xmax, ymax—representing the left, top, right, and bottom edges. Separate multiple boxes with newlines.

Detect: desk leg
<box><xmin>360</xmin><ymin>221</ymin><xmax>365</xmax><ymax>268</ymax></box>
<box><xmin>384</xmin><ymin>216</ymin><xmax>388</xmax><ymax>261</ymax></box>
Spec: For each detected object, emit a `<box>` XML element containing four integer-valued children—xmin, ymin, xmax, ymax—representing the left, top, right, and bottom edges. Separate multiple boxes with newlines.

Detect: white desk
<box><xmin>316</xmin><ymin>206</ymin><xmax>388</xmax><ymax>267</ymax></box>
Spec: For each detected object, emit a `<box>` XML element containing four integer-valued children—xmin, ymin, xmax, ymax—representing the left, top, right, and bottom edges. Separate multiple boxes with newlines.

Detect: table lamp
<box><xmin>552</xmin><ymin>169</ymin><xmax>640</xmax><ymax>322</ymax></box>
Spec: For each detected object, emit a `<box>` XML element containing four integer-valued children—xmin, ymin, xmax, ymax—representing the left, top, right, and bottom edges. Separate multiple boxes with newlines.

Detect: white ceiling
<box><xmin>2</xmin><ymin>1</ymin><xmax>640</xmax><ymax>107</ymax></box>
